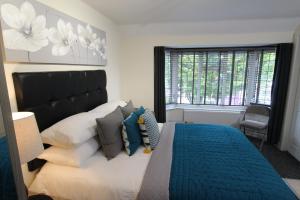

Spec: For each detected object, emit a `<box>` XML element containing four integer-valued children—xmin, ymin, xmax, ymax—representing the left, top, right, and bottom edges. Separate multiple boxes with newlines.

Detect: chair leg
<box><xmin>259</xmin><ymin>138</ymin><xmax>264</xmax><ymax>151</ymax></box>
<box><xmin>240</xmin><ymin>125</ymin><xmax>244</xmax><ymax>133</ymax></box>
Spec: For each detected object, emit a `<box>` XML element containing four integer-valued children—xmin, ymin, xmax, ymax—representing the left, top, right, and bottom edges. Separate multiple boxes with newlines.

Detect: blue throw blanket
<box><xmin>0</xmin><ymin>137</ymin><xmax>17</xmax><ymax>200</ymax></box>
<box><xmin>169</xmin><ymin>124</ymin><xmax>297</xmax><ymax>200</ymax></box>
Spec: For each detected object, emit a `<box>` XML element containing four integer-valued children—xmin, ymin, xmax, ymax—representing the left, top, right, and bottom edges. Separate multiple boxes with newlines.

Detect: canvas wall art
<box><xmin>0</xmin><ymin>0</ymin><xmax>107</xmax><ymax>66</ymax></box>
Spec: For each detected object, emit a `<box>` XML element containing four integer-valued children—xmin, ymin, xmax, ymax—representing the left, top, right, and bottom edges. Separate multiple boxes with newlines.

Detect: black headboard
<box><xmin>12</xmin><ymin>70</ymin><xmax>108</xmax><ymax>132</ymax></box>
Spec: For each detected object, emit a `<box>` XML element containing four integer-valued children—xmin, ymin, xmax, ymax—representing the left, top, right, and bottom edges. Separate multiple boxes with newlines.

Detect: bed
<box><xmin>12</xmin><ymin>70</ymin><xmax>298</xmax><ymax>200</ymax></box>
<box><xmin>29</xmin><ymin>125</ymin><xmax>164</xmax><ymax>200</ymax></box>
<box><xmin>30</xmin><ymin>148</ymin><xmax>151</xmax><ymax>200</ymax></box>
<box><xmin>139</xmin><ymin>123</ymin><xmax>297</xmax><ymax>200</ymax></box>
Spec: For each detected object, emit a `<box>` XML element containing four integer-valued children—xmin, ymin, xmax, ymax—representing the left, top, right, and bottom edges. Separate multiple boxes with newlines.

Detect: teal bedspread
<box><xmin>170</xmin><ymin>124</ymin><xmax>297</xmax><ymax>200</ymax></box>
<box><xmin>0</xmin><ymin>137</ymin><xmax>17</xmax><ymax>200</ymax></box>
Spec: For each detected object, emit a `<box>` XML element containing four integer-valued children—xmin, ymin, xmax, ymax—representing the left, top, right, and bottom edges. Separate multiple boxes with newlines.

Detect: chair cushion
<box><xmin>245</xmin><ymin>113</ymin><xmax>269</xmax><ymax>123</ymax></box>
<box><xmin>240</xmin><ymin>120</ymin><xmax>268</xmax><ymax>129</ymax></box>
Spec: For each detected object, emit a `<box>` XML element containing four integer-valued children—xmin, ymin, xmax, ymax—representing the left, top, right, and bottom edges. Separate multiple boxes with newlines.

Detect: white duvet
<box><xmin>29</xmin><ymin>147</ymin><xmax>152</xmax><ymax>200</ymax></box>
<box><xmin>29</xmin><ymin>123</ymin><xmax>164</xmax><ymax>200</ymax></box>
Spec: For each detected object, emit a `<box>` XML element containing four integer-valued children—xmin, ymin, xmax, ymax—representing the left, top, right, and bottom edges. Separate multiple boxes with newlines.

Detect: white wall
<box><xmin>120</xmin><ymin>18</ymin><xmax>300</xmax><ymax>151</ymax></box>
<box><xmin>183</xmin><ymin>110</ymin><xmax>242</xmax><ymax>126</ymax></box>
<box><xmin>166</xmin><ymin>109</ymin><xmax>184</xmax><ymax>122</ymax></box>
<box><xmin>166</xmin><ymin>108</ymin><xmax>242</xmax><ymax>126</ymax></box>
<box><xmin>120</xmin><ymin>18</ymin><xmax>300</xmax><ymax>110</ymax></box>
<box><xmin>4</xmin><ymin>0</ymin><xmax>122</xmax><ymax>112</ymax></box>
<box><xmin>286</xmin><ymin>26</ymin><xmax>300</xmax><ymax>159</ymax></box>
<box><xmin>3</xmin><ymin>0</ymin><xmax>122</xmax><ymax>187</ymax></box>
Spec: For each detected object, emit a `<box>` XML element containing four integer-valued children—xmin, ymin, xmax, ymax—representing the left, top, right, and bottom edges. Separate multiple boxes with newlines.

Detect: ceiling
<box><xmin>82</xmin><ymin>0</ymin><xmax>300</xmax><ymax>25</ymax></box>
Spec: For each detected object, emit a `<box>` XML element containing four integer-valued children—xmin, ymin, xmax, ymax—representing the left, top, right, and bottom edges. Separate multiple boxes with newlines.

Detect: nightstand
<box><xmin>28</xmin><ymin>194</ymin><xmax>53</xmax><ymax>200</ymax></box>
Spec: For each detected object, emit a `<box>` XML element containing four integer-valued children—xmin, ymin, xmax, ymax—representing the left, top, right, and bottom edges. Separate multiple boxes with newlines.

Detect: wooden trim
<box><xmin>179</xmin><ymin>52</ymin><xmax>183</xmax><ymax>104</ymax></box>
<box><xmin>204</xmin><ymin>52</ymin><xmax>208</xmax><ymax>104</ymax></box>
<box><xmin>0</xmin><ymin>23</ymin><xmax>27</xmax><ymax>199</ymax></box>
<box><xmin>191</xmin><ymin>52</ymin><xmax>196</xmax><ymax>104</ymax></box>
<box><xmin>242</xmin><ymin>51</ymin><xmax>250</xmax><ymax>105</ymax></box>
<box><xmin>216</xmin><ymin>52</ymin><xmax>222</xmax><ymax>105</ymax></box>
<box><xmin>256</xmin><ymin>50</ymin><xmax>264</xmax><ymax>103</ymax></box>
<box><xmin>229</xmin><ymin>51</ymin><xmax>236</xmax><ymax>105</ymax></box>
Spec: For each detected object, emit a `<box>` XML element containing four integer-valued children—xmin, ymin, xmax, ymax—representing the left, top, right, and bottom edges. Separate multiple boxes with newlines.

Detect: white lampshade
<box><xmin>12</xmin><ymin>112</ymin><xmax>44</xmax><ymax>164</ymax></box>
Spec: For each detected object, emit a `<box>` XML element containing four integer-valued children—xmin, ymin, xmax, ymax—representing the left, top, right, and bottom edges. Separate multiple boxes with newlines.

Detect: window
<box><xmin>165</xmin><ymin>46</ymin><xmax>276</xmax><ymax>106</ymax></box>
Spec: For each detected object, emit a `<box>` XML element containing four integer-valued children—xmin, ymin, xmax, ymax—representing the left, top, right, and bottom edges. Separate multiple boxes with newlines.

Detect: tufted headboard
<box><xmin>12</xmin><ymin>70</ymin><xmax>108</xmax><ymax>132</ymax></box>
<box><xmin>12</xmin><ymin>70</ymin><xmax>108</xmax><ymax>171</ymax></box>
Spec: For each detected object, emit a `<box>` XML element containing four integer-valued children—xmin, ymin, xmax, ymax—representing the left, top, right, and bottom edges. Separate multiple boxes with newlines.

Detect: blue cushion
<box><xmin>122</xmin><ymin>113</ymin><xmax>142</xmax><ymax>156</ymax></box>
<box><xmin>134</xmin><ymin>106</ymin><xmax>145</xmax><ymax>117</ymax></box>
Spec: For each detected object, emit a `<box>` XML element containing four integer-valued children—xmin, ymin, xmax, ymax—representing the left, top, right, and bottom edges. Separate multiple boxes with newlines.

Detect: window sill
<box><xmin>166</xmin><ymin>104</ymin><xmax>246</xmax><ymax>113</ymax></box>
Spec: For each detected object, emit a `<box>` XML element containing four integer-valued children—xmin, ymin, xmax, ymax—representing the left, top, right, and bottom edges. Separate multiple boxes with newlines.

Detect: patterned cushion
<box><xmin>122</xmin><ymin>113</ymin><xmax>142</xmax><ymax>156</ymax></box>
<box><xmin>138</xmin><ymin>110</ymin><xmax>160</xmax><ymax>149</ymax></box>
<box><xmin>138</xmin><ymin>119</ymin><xmax>151</xmax><ymax>149</ymax></box>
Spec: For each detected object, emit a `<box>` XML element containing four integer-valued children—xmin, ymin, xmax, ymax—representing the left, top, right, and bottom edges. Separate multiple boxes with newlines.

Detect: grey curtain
<box><xmin>268</xmin><ymin>43</ymin><xmax>293</xmax><ymax>144</ymax></box>
<box><xmin>154</xmin><ymin>46</ymin><xmax>166</xmax><ymax>123</ymax></box>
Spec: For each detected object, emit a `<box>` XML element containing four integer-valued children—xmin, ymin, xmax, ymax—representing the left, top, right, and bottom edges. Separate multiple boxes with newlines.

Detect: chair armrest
<box><xmin>238</xmin><ymin>111</ymin><xmax>246</xmax><ymax>123</ymax></box>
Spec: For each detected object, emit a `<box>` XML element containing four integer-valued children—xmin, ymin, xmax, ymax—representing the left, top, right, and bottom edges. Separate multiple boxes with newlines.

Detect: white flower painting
<box><xmin>0</xmin><ymin>0</ymin><xmax>107</xmax><ymax>66</ymax></box>
<box><xmin>77</xmin><ymin>24</ymin><xmax>105</xmax><ymax>59</ymax></box>
<box><xmin>1</xmin><ymin>1</ymin><xmax>48</xmax><ymax>52</ymax></box>
<box><xmin>98</xmin><ymin>38</ymin><xmax>107</xmax><ymax>60</ymax></box>
<box><xmin>48</xmin><ymin>19</ymin><xmax>77</xmax><ymax>56</ymax></box>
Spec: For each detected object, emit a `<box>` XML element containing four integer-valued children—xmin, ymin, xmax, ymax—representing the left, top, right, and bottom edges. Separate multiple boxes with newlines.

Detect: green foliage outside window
<box><xmin>165</xmin><ymin>47</ymin><xmax>276</xmax><ymax>106</ymax></box>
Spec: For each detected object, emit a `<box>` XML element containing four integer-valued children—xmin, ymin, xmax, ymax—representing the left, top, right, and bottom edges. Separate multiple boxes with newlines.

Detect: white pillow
<box><xmin>89</xmin><ymin>100</ymin><xmax>127</xmax><ymax>115</ymax></box>
<box><xmin>38</xmin><ymin>137</ymin><xmax>100</xmax><ymax>167</ymax></box>
<box><xmin>158</xmin><ymin>123</ymin><xmax>164</xmax><ymax>134</ymax></box>
<box><xmin>41</xmin><ymin>112</ymin><xmax>106</xmax><ymax>148</ymax></box>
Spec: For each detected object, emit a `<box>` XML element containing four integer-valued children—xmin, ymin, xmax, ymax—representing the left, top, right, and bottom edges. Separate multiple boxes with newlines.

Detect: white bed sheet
<box><xmin>29</xmin><ymin>147</ymin><xmax>152</xmax><ymax>200</ymax></box>
<box><xmin>29</xmin><ymin>123</ymin><xmax>164</xmax><ymax>200</ymax></box>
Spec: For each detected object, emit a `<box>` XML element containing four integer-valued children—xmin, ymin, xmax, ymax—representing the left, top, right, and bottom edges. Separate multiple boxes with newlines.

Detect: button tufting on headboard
<box><xmin>12</xmin><ymin>70</ymin><xmax>108</xmax><ymax>132</ymax></box>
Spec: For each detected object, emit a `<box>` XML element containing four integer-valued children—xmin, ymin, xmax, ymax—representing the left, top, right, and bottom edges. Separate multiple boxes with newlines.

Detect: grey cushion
<box><xmin>96</xmin><ymin>107</ymin><xmax>124</xmax><ymax>160</ymax></box>
<box><xmin>245</xmin><ymin>113</ymin><xmax>269</xmax><ymax>123</ymax></box>
<box><xmin>120</xmin><ymin>100</ymin><xmax>135</xmax><ymax>118</ymax></box>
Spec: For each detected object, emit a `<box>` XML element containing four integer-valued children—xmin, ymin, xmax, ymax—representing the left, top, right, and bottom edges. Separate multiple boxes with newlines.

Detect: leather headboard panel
<box><xmin>13</xmin><ymin>70</ymin><xmax>108</xmax><ymax>132</ymax></box>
